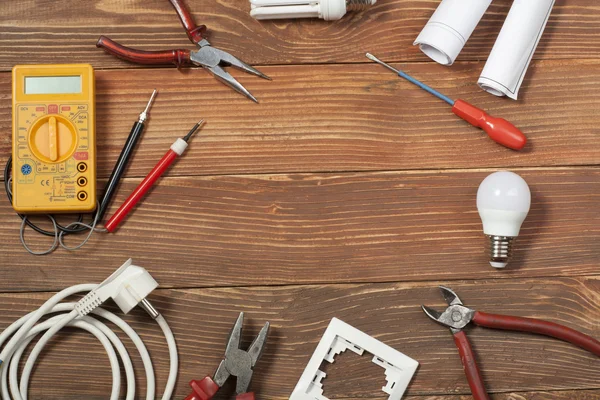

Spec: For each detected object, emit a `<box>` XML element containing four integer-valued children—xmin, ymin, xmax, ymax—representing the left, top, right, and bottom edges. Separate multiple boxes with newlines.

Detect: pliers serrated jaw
<box><xmin>186</xmin><ymin>312</ymin><xmax>270</xmax><ymax>400</ymax></box>
<box><xmin>214</xmin><ymin>312</ymin><xmax>270</xmax><ymax>394</ymax></box>
<box><xmin>421</xmin><ymin>286</ymin><xmax>475</xmax><ymax>333</ymax></box>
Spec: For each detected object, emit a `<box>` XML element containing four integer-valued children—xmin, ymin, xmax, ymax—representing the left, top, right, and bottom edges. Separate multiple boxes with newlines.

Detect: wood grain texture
<box><xmin>0</xmin><ymin>277</ymin><xmax>598</xmax><ymax>399</ymax></box>
<box><xmin>1</xmin><ymin>0</ymin><xmax>600</xmax><ymax>70</ymax></box>
<box><xmin>1</xmin><ymin>168</ymin><xmax>598</xmax><ymax>291</ymax></box>
<box><xmin>2</xmin><ymin>1</ymin><xmax>600</xmax><ymax>398</ymax></box>
<box><xmin>2</xmin><ymin>60</ymin><xmax>600</xmax><ymax>178</ymax></box>
<box><xmin>403</xmin><ymin>392</ymin><xmax>600</xmax><ymax>400</ymax></box>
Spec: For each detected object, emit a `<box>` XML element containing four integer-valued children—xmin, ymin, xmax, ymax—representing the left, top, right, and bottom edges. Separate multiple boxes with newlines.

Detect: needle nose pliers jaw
<box><xmin>96</xmin><ymin>0</ymin><xmax>270</xmax><ymax>102</ymax></box>
<box><xmin>186</xmin><ymin>312</ymin><xmax>270</xmax><ymax>400</ymax></box>
<box><xmin>423</xmin><ymin>286</ymin><xmax>600</xmax><ymax>400</ymax></box>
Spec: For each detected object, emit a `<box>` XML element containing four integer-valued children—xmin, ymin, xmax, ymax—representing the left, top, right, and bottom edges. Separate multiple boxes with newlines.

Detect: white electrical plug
<box><xmin>76</xmin><ymin>258</ymin><xmax>158</xmax><ymax>316</ymax></box>
<box><xmin>250</xmin><ymin>0</ymin><xmax>376</xmax><ymax>21</ymax></box>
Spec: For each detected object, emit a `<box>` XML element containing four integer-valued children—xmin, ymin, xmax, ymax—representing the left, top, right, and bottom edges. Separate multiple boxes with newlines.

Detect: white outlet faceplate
<box><xmin>289</xmin><ymin>318</ymin><xmax>419</xmax><ymax>400</ymax></box>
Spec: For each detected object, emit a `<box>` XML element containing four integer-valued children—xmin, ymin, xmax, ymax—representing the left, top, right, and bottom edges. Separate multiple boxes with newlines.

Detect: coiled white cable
<box><xmin>0</xmin><ymin>262</ymin><xmax>178</xmax><ymax>400</ymax></box>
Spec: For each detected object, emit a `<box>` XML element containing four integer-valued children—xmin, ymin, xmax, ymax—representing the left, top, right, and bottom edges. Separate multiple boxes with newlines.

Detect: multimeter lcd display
<box><xmin>24</xmin><ymin>76</ymin><xmax>82</xmax><ymax>94</ymax></box>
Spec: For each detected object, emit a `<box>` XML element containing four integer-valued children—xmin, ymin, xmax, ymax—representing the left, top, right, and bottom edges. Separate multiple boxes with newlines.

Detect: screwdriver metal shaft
<box><xmin>366</xmin><ymin>53</ymin><xmax>455</xmax><ymax>106</ymax></box>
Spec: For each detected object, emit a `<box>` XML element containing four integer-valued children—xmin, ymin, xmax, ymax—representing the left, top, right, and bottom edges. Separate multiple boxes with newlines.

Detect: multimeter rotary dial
<box><xmin>28</xmin><ymin>114</ymin><xmax>78</xmax><ymax>163</ymax></box>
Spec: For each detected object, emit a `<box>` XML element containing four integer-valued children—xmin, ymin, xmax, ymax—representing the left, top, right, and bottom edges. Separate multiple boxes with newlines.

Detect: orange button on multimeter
<box><xmin>11</xmin><ymin>64</ymin><xmax>96</xmax><ymax>213</ymax></box>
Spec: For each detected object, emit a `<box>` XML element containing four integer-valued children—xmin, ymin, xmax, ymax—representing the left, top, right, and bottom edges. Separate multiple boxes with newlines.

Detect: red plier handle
<box><xmin>453</xmin><ymin>330</ymin><xmax>490</xmax><ymax>400</ymax></box>
<box><xmin>474</xmin><ymin>311</ymin><xmax>600</xmax><ymax>355</ymax></box>
<box><xmin>185</xmin><ymin>376</ymin><xmax>256</xmax><ymax>400</ymax></box>
<box><xmin>168</xmin><ymin>0</ymin><xmax>207</xmax><ymax>44</ymax></box>
<box><xmin>453</xmin><ymin>311</ymin><xmax>600</xmax><ymax>400</ymax></box>
<box><xmin>96</xmin><ymin>36</ymin><xmax>192</xmax><ymax>67</ymax></box>
<box><xmin>96</xmin><ymin>0</ymin><xmax>206</xmax><ymax>66</ymax></box>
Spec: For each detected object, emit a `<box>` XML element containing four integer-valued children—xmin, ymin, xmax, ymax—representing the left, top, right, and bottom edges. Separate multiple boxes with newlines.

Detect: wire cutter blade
<box><xmin>439</xmin><ymin>286</ymin><xmax>463</xmax><ymax>306</ymax></box>
<box><xmin>421</xmin><ymin>286</ymin><xmax>475</xmax><ymax>332</ymax></box>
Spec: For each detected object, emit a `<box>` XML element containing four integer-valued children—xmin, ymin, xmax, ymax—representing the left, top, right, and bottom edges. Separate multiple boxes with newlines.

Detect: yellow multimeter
<box><xmin>12</xmin><ymin>64</ymin><xmax>96</xmax><ymax>213</ymax></box>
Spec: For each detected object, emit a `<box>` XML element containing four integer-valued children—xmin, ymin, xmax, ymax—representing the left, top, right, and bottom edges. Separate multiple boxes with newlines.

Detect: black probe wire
<box><xmin>4</xmin><ymin>89</ymin><xmax>157</xmax><ymax>250</ymax></box>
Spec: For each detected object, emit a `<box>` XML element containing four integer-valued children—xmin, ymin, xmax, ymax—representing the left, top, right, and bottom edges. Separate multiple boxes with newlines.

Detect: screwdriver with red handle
<box><xmin>104</xmin><ymin>120</ymin><xmax>204</xmax><ymax>232</ymax></box>
<box><xmin>366</xmin><ymin>53</ymin><xmax>527</xmax><ymax>151</ymax></box>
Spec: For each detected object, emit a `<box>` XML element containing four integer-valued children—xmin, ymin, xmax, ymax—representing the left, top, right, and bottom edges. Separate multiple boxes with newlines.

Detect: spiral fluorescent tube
<box><xmin>250</xmin><ymin>0</ymin><xmax>376</xmax><ymax>21</ymax></box>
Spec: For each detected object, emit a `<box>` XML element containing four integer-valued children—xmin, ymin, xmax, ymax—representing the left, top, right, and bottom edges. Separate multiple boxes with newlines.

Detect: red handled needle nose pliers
<box><xmin>96</xmin><ymin>0</ymin><xmax>270</xmax><ymax>103</ymax></box>
<box><xmin>186</xmin><ymin>312</ymin><xmax>270</xmax><ymax>400</ymax></box>
<box><xmin>422</xmin><ymin>286</ymin><xmax>600</xmax><ymax>400</ymax></box>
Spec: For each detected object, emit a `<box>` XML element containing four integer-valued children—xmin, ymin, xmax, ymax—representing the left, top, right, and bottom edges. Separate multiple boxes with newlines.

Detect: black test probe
<box><xmin>96</xmin><ymin>89</ymin><xmax>157</xmax><ymax>221</ymax></box>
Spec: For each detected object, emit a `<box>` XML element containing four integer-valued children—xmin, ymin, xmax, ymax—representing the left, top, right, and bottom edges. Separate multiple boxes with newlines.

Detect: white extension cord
<box><xmin>0</xmin><ymin>259</ymin><xmax>178</xmax><ymax>400</ymax></box>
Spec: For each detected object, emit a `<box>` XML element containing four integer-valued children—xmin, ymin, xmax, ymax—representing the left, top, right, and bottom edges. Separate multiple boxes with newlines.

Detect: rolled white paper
<box><xmin>414</xmin><ymin>0</ymin><xmax>493</xmax><ymax>66</ymax></box>
<box><xmin>478</xmin><ymin>0</ymin><xmax>556</xmax><ymax>99</ymax></box>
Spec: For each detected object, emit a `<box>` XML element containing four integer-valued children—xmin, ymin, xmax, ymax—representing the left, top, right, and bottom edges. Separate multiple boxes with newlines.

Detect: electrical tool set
<box><xmin>3</xmin><ymin>0</ymin><xmax>597</xmax><ymax>399</ymax></box>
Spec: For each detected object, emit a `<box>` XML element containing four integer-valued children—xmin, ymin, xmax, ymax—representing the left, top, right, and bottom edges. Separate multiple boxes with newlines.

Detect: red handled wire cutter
<box><xmin>422</xmin><ymin>286</ymin><xmax>600</xmax><ymax>400</ymax></box>
<box><xmin>185</xmin><ymin>312</ymin><xmax>270</xmax><ymax>400</ymax></box>
<box><xmin>96</xmin><ymin>0</ymin><xmax>270</xmax><ymax>102</ymax></box>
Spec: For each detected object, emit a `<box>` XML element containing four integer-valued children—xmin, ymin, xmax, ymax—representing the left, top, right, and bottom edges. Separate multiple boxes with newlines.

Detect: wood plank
<box><xmin>405</xmin><ymin>391</ymin><xmax>600</xmax><ymax>400</ymax></box>
<box><xmin>2</xmin><ymin>60</ymin><xmax>600</xmax><ymax>177</ymax></box>
<box><xmin>0</xmin><ymin>277</ymin><xmax>598</xmax><ymax>398</ymax></box>
<box><xmin>403</xmin><ymin>392</ymin><xmax>600</xmax><ymax>400</ymax></box>
<box><xmin>1</xmin><ymin>168</ymin><xmax>598</xmax><ymax>291</ymax></box>
<box><xmin>1</xmin><ymin>0</ymin><xmax>600</xmax><ymax>70</ymax></box>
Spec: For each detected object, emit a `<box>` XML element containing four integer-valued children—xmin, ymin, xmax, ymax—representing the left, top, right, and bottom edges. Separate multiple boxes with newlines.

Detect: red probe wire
<box><xmin>104</xmin><ymin>120</ymin><xmax>204</xmax><ymax>232</ymax></box>
<box><xmin>366</xmin><ymin>53</ymin><xmax>527</xmax><ymax>151</ymax></box>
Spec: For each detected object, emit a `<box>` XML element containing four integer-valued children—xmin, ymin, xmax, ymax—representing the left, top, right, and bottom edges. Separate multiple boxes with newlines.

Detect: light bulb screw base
<box><xmin>486</xmin><ymin>235</ymin><xmax>515</xmax><ymax>268</ymax></box>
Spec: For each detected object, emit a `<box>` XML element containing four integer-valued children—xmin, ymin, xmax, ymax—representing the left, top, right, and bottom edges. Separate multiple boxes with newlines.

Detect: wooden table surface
<box><xmin>1</xmin><ymin>0</ymin><xmax>600</xmax><ymax>399</ymax></box>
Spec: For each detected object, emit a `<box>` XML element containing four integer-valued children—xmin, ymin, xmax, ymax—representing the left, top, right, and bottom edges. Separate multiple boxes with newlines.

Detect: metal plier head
<box><xmin>191</xmin><ymin>39</ymin><xmax>271</xmax><ymax>103</ymax></box>
<box><xmin>213</xmin><ymin>312</ymin><xmax>270</xmax><ymax>394</ymax></box>
<box><xmin>422</xmin><ymin>286</ymin><xmax>476</xmax><ymax>333</ymax></box>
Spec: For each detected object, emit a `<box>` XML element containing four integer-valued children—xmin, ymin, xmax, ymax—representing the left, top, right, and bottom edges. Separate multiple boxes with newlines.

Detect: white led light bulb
<box><xmin>477</xmin><ymin>171</ymin><xmax>531</xmax><ymax>269</ymax></box>
<box><xmin>250</xmin><ymin>0</ymin><xmax>376</xmax><ymax>21</ymax></box>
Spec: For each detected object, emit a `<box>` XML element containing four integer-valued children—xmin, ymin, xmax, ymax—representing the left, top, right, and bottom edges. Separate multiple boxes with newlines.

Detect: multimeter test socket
<box><xmin>11</xmin><ymin>64</ymin><xmax>96</xmax><ymax>213</ymax></box>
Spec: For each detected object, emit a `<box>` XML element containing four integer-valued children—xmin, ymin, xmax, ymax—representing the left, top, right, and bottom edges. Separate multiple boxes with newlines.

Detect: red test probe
<box><xmin>104</xmin><ymin>120</ymin><xmax>204</xmax><ymax>232</ymax></box>
<box><xmin>366</xmin><ymin>53</ymin><xmax>527</xmax><ymax>151</ymax></box>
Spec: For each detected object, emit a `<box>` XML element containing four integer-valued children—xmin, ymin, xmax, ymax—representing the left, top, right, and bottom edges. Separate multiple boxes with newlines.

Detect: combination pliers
<box><xmin>185</xmin><ymin>312</ymin><xmax>270</xmax><ymax>400</ymax></box>
<box><xmin>97</xmin><ymin>0</ymin><xmax>270</xmax><ymax>102</ymax></box>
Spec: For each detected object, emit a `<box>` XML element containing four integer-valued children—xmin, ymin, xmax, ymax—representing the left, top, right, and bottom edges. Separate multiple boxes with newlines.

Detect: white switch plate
<box><xmin>290</xmin><ymin>318</ymin><xmax>419</xmax><ymax>400</ymax></box>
